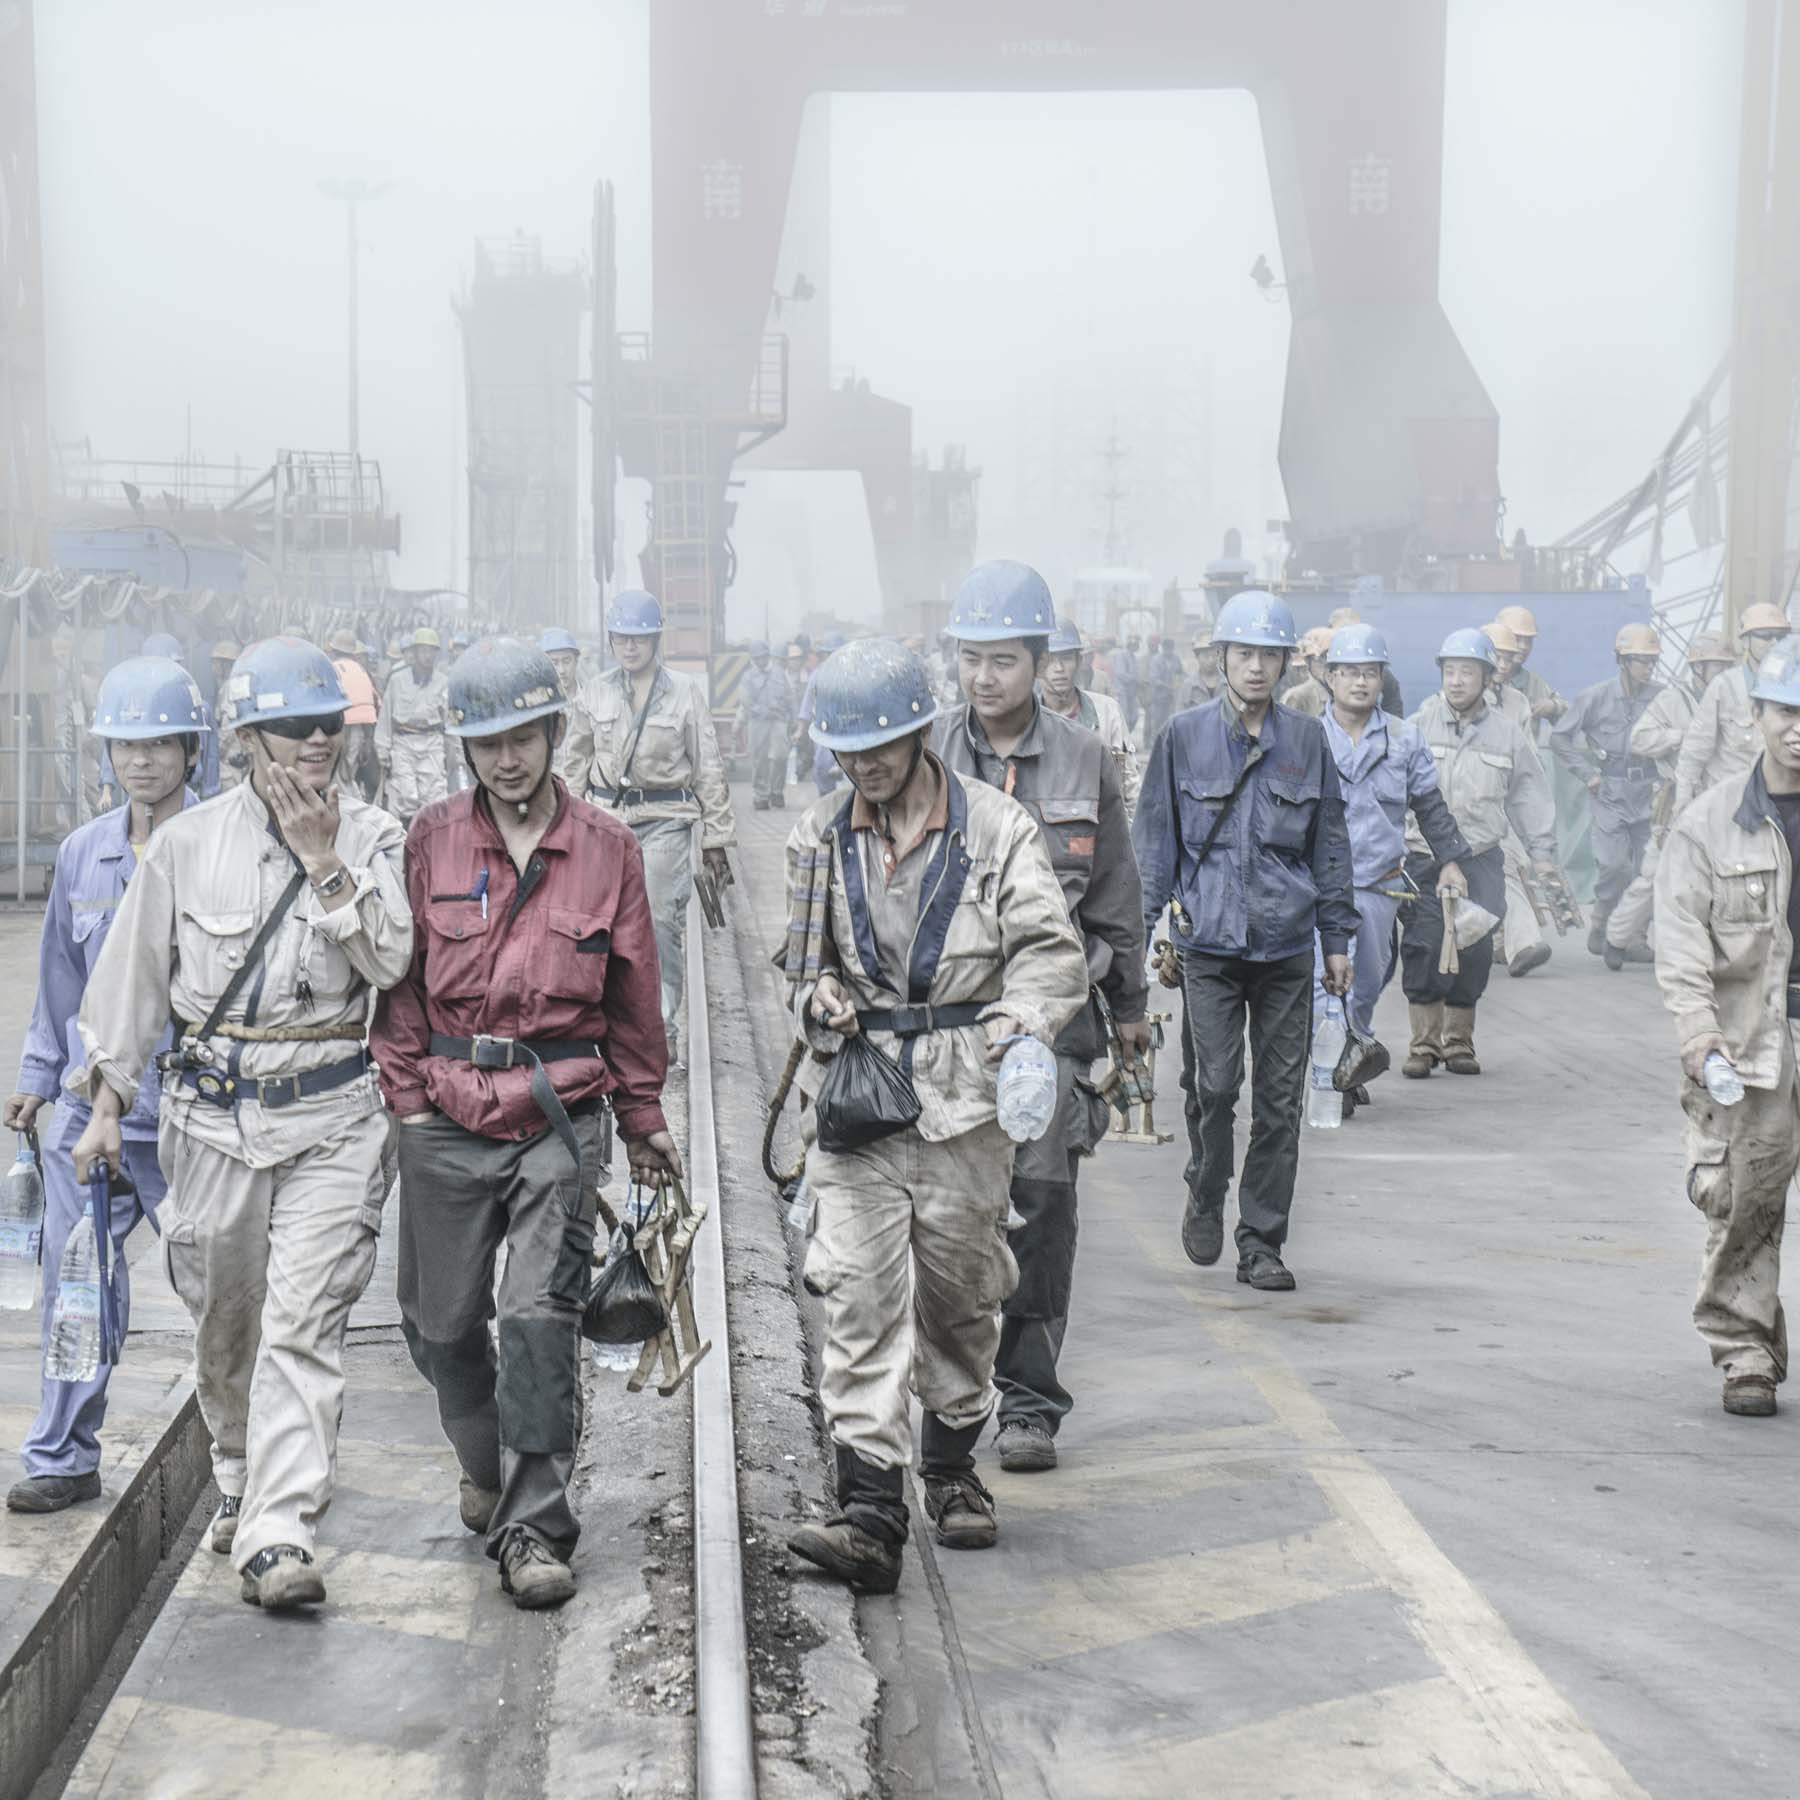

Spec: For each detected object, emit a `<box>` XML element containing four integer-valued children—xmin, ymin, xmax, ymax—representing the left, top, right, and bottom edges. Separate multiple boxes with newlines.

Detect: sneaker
<box><xmin>994</xmin><ymin>1418</ymin><xmax>1057</xmax><ymax>1473</ymax></box>
<box><xmin>5</xmin><ymin>1470</ymin><xmax>101</xmax><ymax>1514</ymax></box>
<box><xmin>1180</xmin><ymin>1194</ymin><xmax>1225</xmax><ymax>1266</ymax></box>
<box><xmin>210</xmin><ymin>1493</ymin><xmax>242</xmax><ymax>1554</ymax></box>
<box><xmin>1508</xmin><ymin>943</ymin><xmax>1552</xmax><ymax>978</ymax></box>
<box><xmin>922</xmin><ymin>1470</ymin><xmax>998</xmax><ymax>1549</ymax></box>
<box><xmin>788</xmin><ymin>1517</ymin><xmax>902</xmax><ymax>1593</ymax></box>
<box><xmin>1723</xmin><ymin>1375</ymin><xmax>1778</xmax><ymax>1417</ymax></box>
<box><xmin>458</xmin><ymin>1475</ymin><xmax>501</xmax><ymax>1535</ymax></box>
<box><xmin>1236</xmin><ymin>1248</ymin><xmax>1297</xmax><ymax>1292</ymax></box>
<box><xmin>500</xmin><ymin>1533</ymin><xmax>577</xmax><ymax>1609</ymax></box>
<box><xmin>240</xmin><ymin>1545</ymin><xmax>326</xmax><ymax>1610</ymax></box>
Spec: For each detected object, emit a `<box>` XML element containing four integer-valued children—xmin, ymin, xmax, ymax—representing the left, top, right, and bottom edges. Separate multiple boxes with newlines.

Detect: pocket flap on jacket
<box><xmin>182</xmin><ymin>909</ymin><xmax>256</xmax><ymax>938</ymax></box>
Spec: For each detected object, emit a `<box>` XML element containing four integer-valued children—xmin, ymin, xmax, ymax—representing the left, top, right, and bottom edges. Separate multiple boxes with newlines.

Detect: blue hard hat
<box><xmin>948</xmin><ymin>560</ymin><xmax>1056</xmax><ymax>642</ymax></box>
<box><xmin>1213</xmin><ymin>590</ymin><xmax>1298</xmax><ymax>649</ymax></box>
<box><xmin>1047</xmin><ymin>616</ymin><xmax>1083</xmax><ymax>655</ymax></box>
<box><xmin>140</xmin><ymin>632</ymin><xmax>184</xmax><ymax>663</ymax></box>
<box><xmin>92</xmin><ymin>656</ymin><xmax>209</xmax><ymax>739</ymax></box>
<box><xmin>605</xmin><ymin>590</ymin><xmax>664</xmax><ymax>636</ymax></box>
<box><xmin>1437</xmin><ymin>627</ymin><xmax>1497</xmax><ymax>668</ymax></box>
<box><xmin>447</xmin><ymin>637</ymin><xmax>568</xmax><ymax>738</ymax></box>
<box><xmin>1325</xmin><ymin>623</ymin><xmax>1391</xmax><ymax>667</ymax></box>
<box><xmin>537</xmin><ymin>626</ymin><xmax>580</xmax><ymax>655</ymax></box>
<box><xmin>1750</xmin><ymin>637</ymin><xmax>1800</xmax><ymax>707</ymax></box>
<box><xmin>220</xmin><ymin>637</ymin><xmax>349</xmax><ymax>732</ymax></box>
<box><xmin>808</xmin><ymin>638</ymin><xmax>938</xmax><ymax>751</ymax></box>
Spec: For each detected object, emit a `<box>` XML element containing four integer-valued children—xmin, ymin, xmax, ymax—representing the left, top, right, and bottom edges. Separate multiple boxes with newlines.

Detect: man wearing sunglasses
<box><xmin>69</xmin><ymin>637</ymin><xmax>414</xmax><ymax>1613</ymax></box>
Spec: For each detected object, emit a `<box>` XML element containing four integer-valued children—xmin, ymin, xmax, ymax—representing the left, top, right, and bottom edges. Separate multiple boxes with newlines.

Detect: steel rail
<box><xmin>686</xmin><ymin>895</ymin><xmax>758</xmax><ymax>1798</ymax></box>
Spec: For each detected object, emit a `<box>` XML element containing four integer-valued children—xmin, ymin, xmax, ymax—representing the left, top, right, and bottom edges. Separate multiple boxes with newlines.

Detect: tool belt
<box><xmin>178</xmin><ymin>1050</ymin><xmax>371</xmax><ymax>1111</ymax></box>
<box><xmin>611</xmin><ymin>785</ymin><xmax>695</xmax><ymax>807</ymax></box>
<box><xmin>166</xmin><ymin>1017</ymin><xmax>366</xmax><ymax>1047</ymax></box>
<box><xmin>427</xmin><ymin>1032</ymin><xmax>602</xmax><ymax>1171</ymax></box>
<box><xmin>854</xmin><ymin>1002</ymin><xmax>987</xmax><ymax>1037</ymax></box>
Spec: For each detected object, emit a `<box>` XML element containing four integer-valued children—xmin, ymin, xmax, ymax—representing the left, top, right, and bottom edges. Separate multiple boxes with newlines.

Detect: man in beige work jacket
<box><xmin>375</xmin><ymin>625</ymin><xmax>451</xmax><ymax>824</ymax></box>
<box><xmin>70</xmin><ymin>637</ymin><xmax>413</xmax><ymax>1612</ymax></box>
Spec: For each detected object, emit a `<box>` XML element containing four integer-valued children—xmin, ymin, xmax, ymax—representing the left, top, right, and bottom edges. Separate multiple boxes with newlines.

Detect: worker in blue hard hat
<box><xmin>738</xmin><ymin>637</ymin><xmax>795</xmax><ymax>811</ymax></box>
<box><xmin>4</xmin><ymin>657</ymin><xmax>206</xmax><ymax>1518</ymax></box>
<box><xmin>1399</xmin><ymin>629</ymin><xmax>1558</xmax><ymax>1080</ymax></box>
<box><xmin>1133</xmin><ymin>589</ymin><xmax>1357</xmax><ymax>1294</ymax></box>
<box><xmin>68</xmin><ymin>636</ymin><xmax>413</xmax><ymax>1613</ymax></box>
<box><xmin>1038</xmin><ymin>615</ymin><xmax>1140</xmax><ymax>814</ymax></box>
<box><xmin>536</xmin><ymin>626</ymin><xmax>596</xmax><ymax>797</ymax></box>
<box><xmin>1654</xmin><ymin>633</ymin><xmax>1800</xmax><ymax>1418</ymax></box>
<box><xmin>782</xmin><ymin>637</ymin><xmax>1087</xmax><ymax>1592</ymax></box>
<box><xmin>374</xmin><ymin>626</ymin><xmax>450</xmax><ymax>825</ymax></box>
<box><xmin>585</xmin><ymin>590</ymin><xmax>736</xmax><ymax>1063</ymax></box>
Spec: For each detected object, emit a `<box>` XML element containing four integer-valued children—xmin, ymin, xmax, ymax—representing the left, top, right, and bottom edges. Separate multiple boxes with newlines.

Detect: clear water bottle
<box><xmin>1308</xmin><ymin>997</ymin><xmax>1346</xmax><ymax>1131</ymax></box>
<box><xmin>45</xmin><ymin>1213</ymin><xmax>102</xmax><ymax>1383</ymax></box>
<box><xmin>995</xmin><ymin>1036</ymin><xmax>1059</xmax><ymax>1143</ymax></box>
<box><xmin>0</xmin><ymin>1142</ymin><xmax>45</xmax><ymax>1311</ymax></box>
<box><xmin>1703</xmin><ymin>1051</ymin><xmax>1746</xmax><ymax>1107</ymax></box>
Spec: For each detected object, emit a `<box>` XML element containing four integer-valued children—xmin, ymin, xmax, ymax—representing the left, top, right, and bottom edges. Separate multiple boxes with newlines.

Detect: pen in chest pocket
<box><xmin>474</xmin><ymin>867</ymin><xmax>489</xmax><ymax>922</ymax></box>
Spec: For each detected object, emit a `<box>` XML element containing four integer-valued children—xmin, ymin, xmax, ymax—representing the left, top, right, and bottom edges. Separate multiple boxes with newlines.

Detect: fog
<box><xmin>35</xmin><ymin>1</ymin><xmax>1742</xmax><ymax>630</ymax></box>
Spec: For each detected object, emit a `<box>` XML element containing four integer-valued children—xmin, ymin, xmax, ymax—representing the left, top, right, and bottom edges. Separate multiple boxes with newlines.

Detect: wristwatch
<box><xmin>312</xmin><ymin>865</ymin><xmax>350</xmax><ymax>900</ymax></box>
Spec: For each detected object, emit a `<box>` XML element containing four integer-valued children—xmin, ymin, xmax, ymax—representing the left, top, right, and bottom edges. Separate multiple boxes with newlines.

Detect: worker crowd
<box><xmin>4</xmin><ymin>555</ymin><xmax>1794</xmax><ymax>1613</ymax></box>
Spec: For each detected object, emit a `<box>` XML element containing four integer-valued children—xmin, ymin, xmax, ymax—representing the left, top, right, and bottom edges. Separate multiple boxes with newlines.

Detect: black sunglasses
<box><xmin>258</xmin><ymin>713</ymin><xmax>346</xmax><ymax>741</ymax></box>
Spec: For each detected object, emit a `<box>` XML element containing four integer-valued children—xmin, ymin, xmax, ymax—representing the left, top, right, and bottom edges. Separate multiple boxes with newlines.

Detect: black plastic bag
<box><xmin>813</xmin><ymin>1032</ymin><xmax>922</xmax><ymax>1153</ymax></box>
<box><xmin>582</xmin><ymin>1227</ymin><xmax>668</xmax><ymax>1344</ymax></box>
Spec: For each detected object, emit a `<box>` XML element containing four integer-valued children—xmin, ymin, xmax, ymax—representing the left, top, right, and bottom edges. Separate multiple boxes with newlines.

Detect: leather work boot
<box><xmin>923</xmin><ymin>1470</ymin><xmax>998</xmax><ymax>1549</ymax></box>
<box><xmin>1181</xmin><ymin>1193</ymin><xmax>1225</xmax><ymax>1265</ymax></box>
<box><xmin>500</xmin><ymin>1534</ymin><xmax>578</xmax><ymax>1609</ymax></box>
<box><xmin>1509</xmin><ymin>942</ymin><xmax>1551</xmax><ymax>978</ymax></box>
<box><xmin>1237</xmin><ymin>1247</ymin><xmax>1297</xmax><ymax>1292</ymax></box>
<box><xmin>1723</xmin><ymin>1375</ymin><xmax>1778</xmax><ymax>1417</ymax></box>
<box><xmin>459</xmin><ymin>1474</ymin><xmax>501</xmax><ymax>1535</ymax></box>
<box><xmin>1404</xmin><ymin>1002</ymin><xmax>1444</xmax><ymax>1078</ymax></box>
<box><xmin>994</xmin><ymin>1417</ymin><xmax>1057</xmax><ymax>1473</ymax></box>
<box><xmin>1603</xmin><ymin>944</ymin><xmax>1626</xmax><ymax>971</ymax></box>
<box><xmin>240</xmin><ymin>1546</ymin><xmax>326</xmax><ymax>1611</ymax></box>
<box><xmin>6</xmin><ymin>1470</ymin><xmax>101</xmax><ymax>1514</ymax></box>
<box><xmin>210</xmin><ymin>1493</ymin><xmax>243</xmax><ymax>1554</ymax></box>
<box><xmin>788</xmin><ymin>1516</ymin><xmax>902</xmax><ymax>1593</ymax></box>
<box><xmin>1442</xmin><ymin>1006</ymin><xmax>1481</xmax><ymax>1075</ymax></box>
<box><xmin>1586</xmin><ymin>922</ymin><xmax>1608</xmax><ymax>957</ymax></box>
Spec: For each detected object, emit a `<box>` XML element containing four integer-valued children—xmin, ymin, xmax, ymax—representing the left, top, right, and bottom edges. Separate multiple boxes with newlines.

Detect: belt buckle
<box><xmin>889</xmin><ymin>1004</ymin><xmax>931</xmax><ymax>1037</ymax></box>
<box><xmin>259</xmin><ymin>1075</ymin><xmax>300</xmax><ymax>1111</ymax></box>
<box><xmin>470</xmin><ymin>1033</ymin><xmax>517</xmax><ymax>1070</ymax></box>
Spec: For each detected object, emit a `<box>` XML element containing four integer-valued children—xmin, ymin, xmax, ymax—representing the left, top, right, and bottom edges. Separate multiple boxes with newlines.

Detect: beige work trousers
<box><xmin>803</xmin><ymin>1119</ymin><xmax>1018</xmax><ymax>1471</ymax></box>
<box><xmin>383</xmin><ymin>733</ymin><xmax>448</xmax><ymax>823</ymax></box>
<box><xmin>158</xmin><ymin>1108</ymin><xmax>388</xmax><ymax>1570</ymax></box>
<box><xmin>1682</xmin><ymin>1022</ymin><xmax>1800</xmax><ymax>1385</ymax></box>
<box><xmin>1606</xmin><ymin>838</ymin><xmax>1661</xmax><ymax>952</ymax></box>
<box><xmin>1500</xmin><ymin>835</ymin><xmax>1546</xmax><ymax>960</ymax></box>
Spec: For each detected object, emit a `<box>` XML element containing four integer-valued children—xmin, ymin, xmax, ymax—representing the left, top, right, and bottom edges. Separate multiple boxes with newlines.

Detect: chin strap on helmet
<box><xmin>835</xmin><ymin>729</ymin><xmax>926</xmax><ymax>805</ymax></box>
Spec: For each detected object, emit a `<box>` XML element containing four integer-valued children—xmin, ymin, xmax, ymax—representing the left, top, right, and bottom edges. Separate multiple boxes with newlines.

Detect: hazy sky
<box><xmin>35</xmin><ymin>1</ymin><xmax>1743</xmax><ymax>631</ymax></box>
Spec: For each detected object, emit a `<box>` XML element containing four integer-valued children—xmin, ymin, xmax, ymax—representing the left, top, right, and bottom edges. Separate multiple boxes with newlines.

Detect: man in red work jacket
<box><xmin>371</xmin><ymin>638</ymin><xmax>679</xmax><ymax>1610</ymax></box>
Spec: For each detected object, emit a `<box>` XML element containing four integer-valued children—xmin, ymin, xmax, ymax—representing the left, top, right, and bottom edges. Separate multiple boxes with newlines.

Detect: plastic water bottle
<box><xmin>1703</xmin><ymin>1051</ymin><xmax>1746</xmax><ymax>1107</ymax></box>
<box><xmin>1307</xmin><ymin>997</ymin><xmax>1347</xmax><ymax>1131</ymax></box>
<box><xmin>995</xmin><ymin>1036</ymin><xmax>1059</xmax><ymax>1143</ymax></box>
<box><xmin>0</xmin><ymin>1143</ymin><xmax>45</xmax><ymax>1311</ymax></box>
<box><xmin>45</xmin><ymin>1213</ymin><xmax>102</xmax><ymax>1383</ymax></box>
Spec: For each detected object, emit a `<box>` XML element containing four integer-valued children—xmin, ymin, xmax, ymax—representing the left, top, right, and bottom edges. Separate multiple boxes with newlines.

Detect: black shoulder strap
<box><xmin>1178</xmin><ymin>727</ymin><xmax>1266</xmax><ymax>869</ymax></box>
<box><xmin>611</xmin><ymin>674</ymin><xmax>659</xmax><ymax>800</ymax></box>
<box><xmin>189</xmin><ymin>866</ymin><xmax>309</xmax><ymax>1044</ymax></box>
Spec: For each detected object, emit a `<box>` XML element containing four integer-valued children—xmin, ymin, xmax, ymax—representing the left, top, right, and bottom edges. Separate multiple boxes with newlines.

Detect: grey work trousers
<box><xmin>634</xmin><ymin>817</ymin><xmax>694</xmax><ymax>1028</ymax></box>
<box><xmin>1590</xmin><ymin>783</ymin><xmax>1654</xmax><ymax>922</ymax></box>
<box><xmin>994</xmin><ymin>1050</ymin><xmax>1108</xmax><ymax>1435</ymax></box>
<box><xmin>747</xmin><ymin>717</ymin><xmax>787</xmax><ymax>805</ymax></box>
<box><xmin>396</xmin><ymin>1104</ymin><xmax>603</xmax><ymax>1563</ymax></box>
<box><xmin>1178</xmin><ymin>948</ymin><xmax>1313</xmax><ymax>1255</ymax></box>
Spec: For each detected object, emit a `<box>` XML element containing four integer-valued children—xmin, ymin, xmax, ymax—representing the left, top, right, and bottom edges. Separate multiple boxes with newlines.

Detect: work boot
<box><xmin>1622</xmin><ymin>943</ymin><xmax>1655</xmax><ymax>965</ymax></box>
<box><xmin>499</xmin><ymin>1533</ymin><xmax>577</xmax><ymax>1609</ymax></box>
<box><xmin>1442</xmin><ymin>1006</ymin><xmax>1481</xmax><ymax>1075</ymax></box>
<box><xmin>209</xmin><ymin>1493</ymin><xmax>242</xmax><ymax>1554</ymax></box>
<box><xmin>5</xmin><ymin>1470</ymin><xmax>101</xmax><ymax>1514</ymax></box>
<box><xmin>1603</xmin><ymin>944</ymin><xmax>1626</xmax><ymax>971</ymax></box>
<box><xmin>753</xmin><ymin>797</ymin><xmax>769</xmax><ymax>811</ymax></box>
<box><xmin>994</xmin><ymin>1417</ymin><xmax>1057</xmax><ymax>1474</ymax></box>
<box><xmin>1236</xmin><ymin>1247</ymin><xmax>1297</xmax><ymax>1292</ymax></box>
<box><xmin>788</xmin><ymin>1517</ymin><xmax>902</xmax><ymax>1593</ymax></box>
<box><xmin>1509</xmin><ymin>942</ymin><xmax>1551</xmax><ymax>978</ymax></box>
<box><xmin>1586</xmin><ymin>923</ymin><xmax>1608</xmax><ymax>957</ymax></box>
<box><xmin>240</xmin><ymin>1546</ymin><xmax>326</xmax><ymax>1611</ymax></box>
<box><xmin>1404</xmin><ymin>1002</ymin><xmax>1443</xmax><ymax>1078</ymax></box>
<box><xmin>1723</xmin><ymin>1375</ymin><xmax>1778</xmax><ymax>1417</ymax></box>
<box><xmin>922</xmin><ymin>1470</ymin><xmax>998</xmax><ymax>1549</ymax></box>
<box><xmin>1181</xmin><ymin>1193</ymin><xmax>1225</xmax><ymax>1266</ymax></box>
<box><xmin>458</xmin><ymin>1474</ymin><xmax>501</xmax><ymax>1535</ymax></box>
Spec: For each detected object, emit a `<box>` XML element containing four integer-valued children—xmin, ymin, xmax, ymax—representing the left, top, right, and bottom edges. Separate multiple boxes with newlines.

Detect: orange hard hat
<box><xmin>1495</xmin><ymin>604</ymin><xmax>1539</xmax><ymax>638</ymax></box>
<box><xmin>1739</xmin><ymin>602</ymin><xmax>1790</xmax><ymax>636</ymax></box>
<box><xmin>1481</xmin><ymin>620</ymin><xmax>1522</xmax><ymax>655</ymax></box>
<box><xmin>1614</xmin><ymin>622</ymin><xmax>1662</xmax><ymax>658</ymax></box>
<box><xmin>1300</xmin><ymin>627</ymin><xmax>1334</xmax><ymax>657</ymax></box>
<box><xmin>1685</xmin><ymin>632</ymin><xmax>1734</xmax><ymax>665</ymax></box>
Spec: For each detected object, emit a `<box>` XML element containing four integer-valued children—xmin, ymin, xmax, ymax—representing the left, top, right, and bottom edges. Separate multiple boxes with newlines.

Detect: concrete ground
<box><xmin>733</xmin><ymin>789</ymin><xmax>1800</xmax><ymax>1800</ymax></box>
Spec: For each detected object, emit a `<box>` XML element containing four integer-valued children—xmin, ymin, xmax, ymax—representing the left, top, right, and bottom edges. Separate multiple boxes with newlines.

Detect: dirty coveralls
<box><xmin>1040</xmin><ymin>685</ymin><xmax>1141</xmax><ymax>815</ymax></box>
<box><xmin>372</xmin><ymin>783</ymin><xmax>669</xmax><ymax>1564</ymax></box>
<box><xmin>1675</xmin><ymin>663</ymin><xmax>1759</xmax><ymax>816</ymax></box>
<box><xmin>788</xmin><ymin>759</ymin><xmax>1087</xmax><ymax>1543</ymax></box>
<box><xmin>1552</xmin><ymin>675</ymin><xmax>1664</xmax><ymax>934</ymax></box>
<box><xmin>937</xmin><ymin>702</ymin><xmax>1145</xmax><ymax>1440</ymax></box>
<box><xmin>12</xmin><ymin>798</ymin><xmax>197</xmax><ymax>1479</ymax></box>
<box><xmin>585</xmin><ymin>662</ymin><xmax>736</xmax><ymax>1030</ymax></box>
<box><xmin>1656</xmin><ymin>759</ymin><xmax>1800</xmax><ymax>1389</ymax></box>
<box><xmin>739</xmin><ymin>661</ymin><xmax>795</xmax><ymax>807</ymax></box>
<box><xmin>1607</xmin><ymin>681</ymin><xmax>1698</xmax><ymax>954</ymax></box>
<box><xmin>71</xmin><ymin>780</ymin><xmax>413</xmax><ymax>1573</ymax></box>
<box><xmin>374</xmin><ymin>663</ymin><xmax>451</xmax><ymax>823</ymax></box>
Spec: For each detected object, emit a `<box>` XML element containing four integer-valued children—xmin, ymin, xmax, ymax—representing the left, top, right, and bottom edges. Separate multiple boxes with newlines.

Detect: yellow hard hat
<box><xmin>1481</xmin><ymin>620</ymin><xmax>1522</xmax><ymax>655</ymax></box>
<box><xmin>410</xmin><ymin>626</ymin><xmax>442</xmax><ymax>650</ymax></box>
<box><xmin>1615</xmin><ymin>622</ymin><xmax>1662</xmax><ymax>658</ymax></box>
<box><xmin>1496</xmin><ymin>604</ymin><xmax>1539</xmax><ymax>638</ymax></box>
<box><xmin>1686</xmin><ymin>632</ymin><xmax>1734</xmax><ymax>665</ymax></box>
<box><xmin>1300</xmin><ymin>627</ymin><xmax>1334</xmax><ymax>657</ymax></box>
<box><xmin>1739</xmin><ymin>603</ymin><xmax>1790</xmax><ymax>636</ymax></box>
<box><xmin>1327</xmin><ymin>606</ymin><xmax>1360</xmax><ymax>629</ymax></box>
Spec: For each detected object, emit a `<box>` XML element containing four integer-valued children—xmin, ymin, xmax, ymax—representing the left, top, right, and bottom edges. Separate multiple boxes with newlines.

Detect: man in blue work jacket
<box><xmin>1134</xmin><ymin>590</ymin><xmax>1357</xmax><ymax>1292</ymax></box>
<box><xmin>3</xmin><ymin>655</ymin><xmax>207</xmax><ymax>1513</ymax></box>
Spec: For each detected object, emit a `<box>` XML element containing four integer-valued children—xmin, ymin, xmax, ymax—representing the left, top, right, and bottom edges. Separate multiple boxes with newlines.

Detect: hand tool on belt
<box><xmin>425</xmin><ymin>1032</ymin><xmax>604</xmax><ymax>1174</ymax></box>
